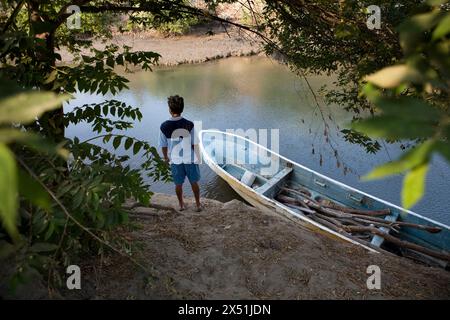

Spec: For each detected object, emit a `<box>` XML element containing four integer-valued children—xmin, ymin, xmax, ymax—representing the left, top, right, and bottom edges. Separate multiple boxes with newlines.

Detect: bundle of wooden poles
<box><xmin>275</xmin><ymin>186</ymin><xmax>450</xmax><ymax>263</ymax></box>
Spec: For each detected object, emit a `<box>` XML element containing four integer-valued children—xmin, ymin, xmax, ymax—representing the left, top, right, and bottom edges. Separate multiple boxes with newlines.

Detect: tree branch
<box><xmin>52</xmin><ymin>0</ymin><xmax>93</xmax><ymax>31</ymax></box>
<box><xmin>78</xmin><ymin>3</ymin><xmax>273</xmax><ymax>45</ymax></box>
<box><xmin>16</xmin><ymin>156</ymin><xmax>155</xmax><ymax>276</ymax></box>
<box><xmin>1</xmin><ymin>0</ymin><xmax>25</xmax><ymax>33</ymax></box>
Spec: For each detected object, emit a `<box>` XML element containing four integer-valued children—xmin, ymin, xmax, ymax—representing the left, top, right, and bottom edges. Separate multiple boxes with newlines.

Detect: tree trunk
<box><xmin>28</xmin><ymin>0</ymin><xmax>65</xmax><ymax>142</ymax></box>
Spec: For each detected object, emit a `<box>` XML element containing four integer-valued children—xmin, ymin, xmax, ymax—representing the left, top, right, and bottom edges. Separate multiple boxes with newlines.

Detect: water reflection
<box><xmin>66</xmin><ymin>56</ymin><xmax>450</xmax><ymax>224</ymax></box>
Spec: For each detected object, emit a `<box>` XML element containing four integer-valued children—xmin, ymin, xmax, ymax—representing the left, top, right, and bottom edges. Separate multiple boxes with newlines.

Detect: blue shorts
<box><xmin>170</xmin><ymin>163</ymin><xmax>201</xmax><ymax>185</ymax></box>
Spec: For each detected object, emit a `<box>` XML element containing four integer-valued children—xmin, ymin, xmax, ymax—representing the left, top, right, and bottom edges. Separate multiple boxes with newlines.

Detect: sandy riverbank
<box><xmin>58</xmin><ymin>26</ymin><xmax>263</xmax><ymax>66</ymax></box>
<box><xmin>2</xmin><ymin>193</ymin><xmax>449</xmax><ymax>299</ymax></box>
<box><xmin>52</xmin><ymin>193</ymin><xmax>449</xmax><ymax>300</ymax></box>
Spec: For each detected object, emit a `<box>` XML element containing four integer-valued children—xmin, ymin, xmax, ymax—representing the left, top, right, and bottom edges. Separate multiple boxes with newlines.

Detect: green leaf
<box><xmin>113</xmin><ymin>136</ymin><xmax>121</xmax><ymax>149</ymax></box>
<box><xmin>106</xmin><ymin>56</ymin><xmax>114</xmax><ymax>68</ymax></box>
<box><xmin>362</xmin><ymin>86</ymin><xmax>441</xmax><ymax>121</ymax></box>
<box><xmin>116</xmin><ymin>55</ymin><xmax>124</xmax><ymax>65</ymax></box>
<box><xmin>427</xmin><ymin>0</ymin><xmax>448</xmax><ymax>5</ymax></box>
<box><xmin>29</xmin><ymin>242</ymin><xmax>59</xmax><ymax>253</ymax></box>
<box><xmin>435</xmin><ymin>141</ymin><xmax>450</xmax><ymax>162</ymax></box>
<box><xmin>335</xmin><ymin>24</ymin><xmax>358</xmax><ymax>39</ymax></box>
<box><xmin>352</xmin><ymin>116</ymin><xmax>435</xmax><ymax>140</ymax></box>
<box><xmin>0</xmin><ymin>92</ymin><xmax>70</xmax><ymax>124</ymax></box>
<box><xmin>364</xmin><ymin>65</ymin><xmax>423</xmax><ymax>88</ymax></box>
<box><xmin>432</xmin><ymin>14</ymin><xmax>450</xmax><ymax>40</ymax></box>
<box><xmin>0</xmin><ymin>129</ymin><xmax>69</xmax><ymax>159</ymax></box>
<box><xmin>363</xmin><ymin>140</ymin><xmax>435</xmax><ymax>180</ymax></box>
<box><xmin>0</xmin><ymin>240</ymin><xmax>16</xmax><ymax>259</ymax></box>
<box><xmin>402</xmin><ymin>163</ymin><xmax>429</xmax><ymax>209</ymax></box>
<box><xmin>72</xmin><ymin>191</ymin><xmax>84</xmax><ymax>209</ymax></box>
<box><xmin>92</xmin><ymin>192</ymin><xmax>100</xmax><ymax>211</ymax></box>
<box><xmin>0</xmin><ymin>129</ymin><xmax>33</xmax><ymax>144</ymax></box>
<box><xmin>398</xmin><ymin>11</ymin><xmax>442</xmax><ymax>53</ymax></box>
<box><xmin>18</xmin><ymin>169</ymin><xmax>51</xmax><ymax>211</ymax></box>
<box><xmin>124</xmin><ymin>137</ymin><xmax>133</xmax><ymax>150</ymax></box>
<box><xmin>44</xmin><ymin>222</ymin><xmax>55</xmax><ymax>240</ymax></box>
<box><xmin>0</xmin><ymin>143</ymin><xmax>18</xmax><ymax>240</ymax></box>
<box><xmin>133</xmin><ymin>141</ymin><xmax>142</xmax><ymax>155</ymax></box>
<box><xmin>369</xmin><ymin>96</ymin><xmax>440</xmax><ymax>122</ymax></box>
<box><xmin>43</xmin><ymin>70</ymin><xmax>58</xmax><ymax>85</ymax></box>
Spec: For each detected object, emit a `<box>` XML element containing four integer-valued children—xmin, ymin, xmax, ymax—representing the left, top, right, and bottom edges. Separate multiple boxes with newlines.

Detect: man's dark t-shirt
<box><xmin>159</xmin><ymin>116</ymin><xmax>196</xmax><ymax>164</ymax></box>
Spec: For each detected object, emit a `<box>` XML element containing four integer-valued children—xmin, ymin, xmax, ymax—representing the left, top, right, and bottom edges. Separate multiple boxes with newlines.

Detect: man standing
<box><xmin>159</xmin><ymin>95</ymin><xmax>202</xmax><ymax>211</ymax></box>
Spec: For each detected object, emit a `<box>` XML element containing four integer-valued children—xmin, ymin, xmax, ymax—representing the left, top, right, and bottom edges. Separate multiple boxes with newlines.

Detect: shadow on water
<box><xmin>202</xmin><ymin>167</ymin><xmax>245</xmax><ymax>203</ymax></box>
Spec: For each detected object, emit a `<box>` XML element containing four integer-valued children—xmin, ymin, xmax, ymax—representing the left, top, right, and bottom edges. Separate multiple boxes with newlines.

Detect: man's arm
<box><xmin>162</xmin><ymin>146</ymin><xmax>169</xmax><ymax>162</ymax></box>
<box><xmin>159</xmin><ymin>129</ymin><xmax>169</xmax><ymax>162</ymax></box>
<box><xmin>192</xmin><ymin>144</ymin><xmax>201</xmax><ymax>164</ymax></box>
<box><xmin>191</xmin><ymin>128</ymin><xmax>201</xmax><ymax>164</ymax></box>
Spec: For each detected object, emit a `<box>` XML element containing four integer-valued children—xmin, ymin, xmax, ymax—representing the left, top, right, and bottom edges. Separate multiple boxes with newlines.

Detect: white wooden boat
<box><xmin>199</xmin><ymin>130</ymin><xmax>450</xmax><ymax>266</ymax></box>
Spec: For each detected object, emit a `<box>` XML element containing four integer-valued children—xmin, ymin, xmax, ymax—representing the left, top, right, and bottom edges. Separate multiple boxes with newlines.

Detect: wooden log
<box><xmin>277</xmin><ymin>192</ymin><xmax>446</xmax><ymax>260</ymax></box>
<box><xmin>277</xmin><ymin>194</ymin><xmax>360</xmax><ymax>238</ymax></box>
<box><xmin>277</xmin><ymin>194</ymin><xmax>353</xmax><ymax>220</ymax></box>
<box><xmin>355</xmin><ymin>234</ymin><xmax>372</xmax><ymax>240</ymax></box>
<box><xmin>281</xmin><ymin>194</ymin><xmax>440</xmax><ymax>234</ymax></box>
<box><xmin>339</xmin><ymin>217</ymin><xmax>370</xmax><ymax>228</ymax></box>
<box><xmin>278</xmin><ymin>194</ymin><xmax>382</xmax><ymax>250</ymax></box>
<box><xmin>309</xmin><ymin>213</ymin><xmax>375</xmax><ymax>249</ymax></box>
<box><xmin>343</xmin><ymin>225</ymin><xmax>450</xmax><ymax>262</ymax></box>
<box><xmin>278</xmin><ymin>194</ymin><xmax>361</xmax><ymax>229</ymax></box>
<box><xmin>278</xmin><ymin>195</ymin><xmax>361</xmax><ymax>230</ymax></box>
<box><xmin>276</xmin><ymin>194</ymin><xmax>318</xmax><ymax>215</ymax></box>
<box><xmin>314</xmin><ymin>211</ymin><xmax>344</xmax><ymax>227</ymax></box>
<box><xmin>352</xmin><ymin>217</ymin><xmax>400</xmax><ymax>233</ymax></box>
<box><xmin>309</xmin><ymin>213</ymin><xmax>345</xmax><ymax>234</ymax></box>
<box><xmin>283</xmin><ymin>190</ymin><xmax>389</xmax><ymax>217</ymax></box>
<box><xmin>282</xmin><ymin>203</ymin><xmax>316</xmax><ymax>215</ymax></box>
<box><xmin>311</xmin><ymin>208</ymin><xmax>399</xmax><ymax>232</ymax></box>
<box><xmin>309</xmin><ymin>204</ymin><xmax>438</xmax><ymax>234</ymax></box>
<box><xmin>285</xmin><ymin>184</ymin><xmax>312</xmax><ymax>197</ymax></box>
<box><xmin>394</xmin><ymin>222</ymin><xmax>441</xmax><ymax>234</ymax></box>
<box><xmin>314</xmin><ymin>201</ymin><xmax>436</xmax><ymax>234</ymax></box>
<box><xmin>319</xmin><ymin>199</ymin><xmax>391</xmax><ymax>217</ymax></box>
<box><xmin>351</xmin><ymin>214</ymin><xmax>442</xmax><ymax>234</ymax></box>
<box><xmin>276</xmin><ymin>194</ymin><xmax>313</xmax><ymax>209</ymax></box>
<box><xmin>305</xmin><ymin>201</ymin><xmax>354</xmax><ymax>219</ymax></box>
<box><xmin>279</xmin><ymin>191</ymin><xmax>368</xmax><ymax>221</ymax></box>
<box><xmin>281</xmin><ymin>187</ymin><xmax>320</xmax><ymax>205</ymax></box>
<box><xmin>313</xmin><ymin>212</ymin><xmax>384</xmax><ymax>237</ymax></box>
<box><xmin>276</xmin><ymin>194</ymin><xmax>303</xmax><ymax>206</ymax></box>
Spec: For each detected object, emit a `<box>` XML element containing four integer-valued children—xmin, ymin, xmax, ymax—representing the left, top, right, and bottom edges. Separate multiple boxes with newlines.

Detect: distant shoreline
<box><xmin>58</xmin><ymin>27</ymin><xmax>264</xmax><ymax>67</ymax></box>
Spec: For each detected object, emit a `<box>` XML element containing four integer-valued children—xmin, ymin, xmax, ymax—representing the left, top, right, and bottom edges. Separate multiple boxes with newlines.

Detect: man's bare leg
<box><xmin>190</xmin><ymin>182</ymin><xmax>201</xmax><ymax>211</ymax></box>
<box><xmin>175</xmin><ymin>184</ymin><xmax>185</xmax><ymax>210</ymax></box>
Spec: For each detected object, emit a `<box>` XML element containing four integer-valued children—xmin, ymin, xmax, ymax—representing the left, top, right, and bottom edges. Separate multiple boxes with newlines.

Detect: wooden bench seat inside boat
<box><xmin>255</xmin><ymin>166</ymin><xmax>293</xmax><ymax>197</ymax></box>
<box><xmin>371</xmin><ymin>211</ymin><xmax>400</xmax><ymax>247</ymax></box>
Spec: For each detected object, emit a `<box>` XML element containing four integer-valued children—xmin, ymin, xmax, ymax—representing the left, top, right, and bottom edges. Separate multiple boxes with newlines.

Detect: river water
<box><xmin>66</xmin><ymin>56</ymin><xmax>450</xmax><ymax>224</ymax></box>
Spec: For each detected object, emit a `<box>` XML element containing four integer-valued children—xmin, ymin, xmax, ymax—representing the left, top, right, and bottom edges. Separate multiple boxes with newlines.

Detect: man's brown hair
<box><xmin>168</xmin><ymin>95</ymin><xmax>184</xmax><ymax>115</ymax></box>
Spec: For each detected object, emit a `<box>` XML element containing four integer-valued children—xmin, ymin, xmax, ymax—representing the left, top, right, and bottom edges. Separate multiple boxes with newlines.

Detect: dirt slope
<box><xmin>64</xmin><ymin>194</ymin><xmax>450</xmax><ymax>300</ymax></box>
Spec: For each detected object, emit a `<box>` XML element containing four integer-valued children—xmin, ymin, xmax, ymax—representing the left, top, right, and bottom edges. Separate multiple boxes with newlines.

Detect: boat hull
<box><xmin>202</xmin><ymin>149</ymin><xmax>377</xmax><ymax>252</ymax></box>
<box><xmin>199</xmin><ymin>129</ymin><xmax>450</xmax><ymax>259</ymax></box>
